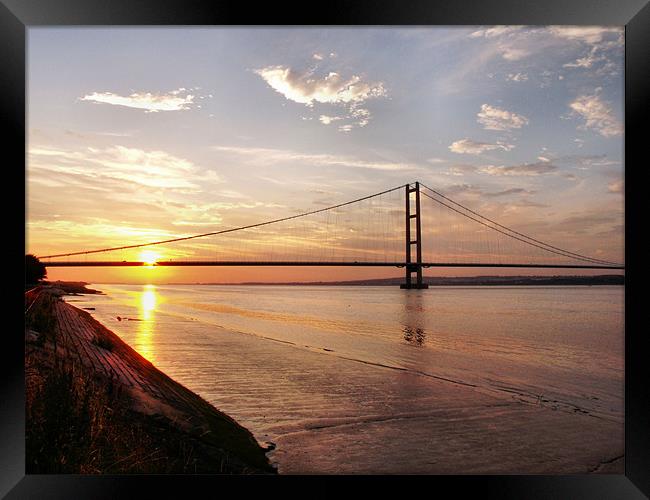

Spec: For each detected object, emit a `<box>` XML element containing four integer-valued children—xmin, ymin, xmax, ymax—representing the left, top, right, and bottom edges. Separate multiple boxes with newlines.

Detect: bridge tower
<box><xmin>401</xmin><ymin>182</ymin><xmax>428</xmax><ymax>289</ymax></box>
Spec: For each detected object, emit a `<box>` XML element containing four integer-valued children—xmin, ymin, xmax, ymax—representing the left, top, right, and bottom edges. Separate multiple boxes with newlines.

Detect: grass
<box><xmin>26</xmin><ymin>346</ymin><xmax>269</xmax><ymax>473</ymax></box>
<box><xmin>28</xmin><ymin>355</ymin><xmax>159</xmax><ymax>473</ymax></box>
<box><xmin>91</xmin><ymin>334</ymin><xmax>115</xmax><ymax>352</ymax></box>
<box><xmin>25</xmin><ymin>291</ymin><xmax>56</xmax><ymax>346</ymax></box>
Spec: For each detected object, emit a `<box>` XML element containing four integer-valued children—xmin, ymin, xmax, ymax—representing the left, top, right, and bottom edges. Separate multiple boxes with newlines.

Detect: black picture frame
<box><xmin>4</xmin><ymin>0</ymin><xmax>649</xmax><ymax>497</ymax></box>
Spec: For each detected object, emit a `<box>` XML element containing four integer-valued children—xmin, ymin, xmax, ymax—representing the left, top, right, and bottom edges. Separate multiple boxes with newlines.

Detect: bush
<box><xmin>26</xmin><ymin>254</ymin><xmax>47</xmax><ymax>286</ymax></box>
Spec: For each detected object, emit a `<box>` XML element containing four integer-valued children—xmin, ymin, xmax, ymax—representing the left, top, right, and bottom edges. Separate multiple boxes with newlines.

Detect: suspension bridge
<box><xmin>38</xmin><ymin>182</ymin><xmax>624</xmax><ymax>289</ymax></box>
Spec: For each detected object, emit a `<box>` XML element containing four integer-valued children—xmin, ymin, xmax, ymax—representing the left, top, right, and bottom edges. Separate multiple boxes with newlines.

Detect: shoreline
<box><xmin>25</xmin><ymin>286</ymin><xmax>276</xmax><ymax>474</ymax></box>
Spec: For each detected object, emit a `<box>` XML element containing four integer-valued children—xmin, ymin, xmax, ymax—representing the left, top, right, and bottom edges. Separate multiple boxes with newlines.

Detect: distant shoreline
<box><xmin>36</xmin><ymin>280</ymin><xmax>104</xmax><ymax>295</ymax></box>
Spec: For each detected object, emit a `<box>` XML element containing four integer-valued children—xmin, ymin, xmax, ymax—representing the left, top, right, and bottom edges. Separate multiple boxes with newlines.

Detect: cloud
<box><xmin>468</xmin><ymin>26</ymin><xmax>533</xmax><ymax>61</ymax></box>
<box><xmin>212</xmin><ymin>145</ymin><xmax>421</xmax><ymax>172</ymax></box>
<box><xmin>464</xmin><ymin>25</ymin><xmax>623</xmax><ymax>81</ymax></box>
<box><xmin>255</xmin><ymin>62</ymin><xmax>387</xmax><ymax>131</ymax></box>
<box><xmin>319</xmin><ymin>115</ymin><xmax>343</xmax><ymax>125</ymax></box>
<box><xmin>350</xmin><ymin>107</ymin><xmax>371</xmax><ymax>127</ymax></box>
<box><xmin>551</xmin><ymin>27</ymin><xmax>623</xmax><ymax>77</ymax></box>
<box><xmin>27</xmin><ymin>144</ymin><xmax>247</xmax><ymax>250</ymax></box>
<box><xmin>449</xmin><ymin>139</ymin><xmax>515</xmax><ymax>155</ymax></box>
<box><xmin>27</xmin><ymin>219</ymin><xmax>179</xmax><ymax>242</ymax></box>
<box><xmin>212</xmin><ymin>146</ymin><xmax>421</xmax><ymax>171</ymax></box>
<box><xmin>484</xmin><ymin>187</ymin><xmax>537</xmax><ymax>197</ymax></box>
<box><xmin>169</xmin><ymin>199</ymin><xmax>284</xmax><ymax>227</ymax></box>
<box><xmin>29</xmin><ymin>145</ymin><xmax>215</xmax><ymax>190</ymax></box>
<box><xmin>254</xmin><ymin>65</ymin><xmax>386</xmax><ymax>107</ymax></box>
<box><xmin>569</xmin><ymin>92</ymin><xmax>623</xmax><ymax>137</ymax></box>
<box><xmin>477</xmin><ymin>104</ymin><xmax>529</xmax><ymax>131</ymax></box>
<box><xmin>469</xmin><ymin>26</ymin><xmax>525</xmax><ymax>39</ymax></box>
<box><xmin>80</xmin><ymin>88</ymin><xmax>197</xmax><ymax>112</ymax></box>
<box><xmin>479</xmin><ymin>161</ymin><xmax>557</xmax><ymax>176</ymax></box>
<box><xmin>547</xmin><ymin>26</ymin><xmax>623</xmax><ymax>45</ymax></box>
<box><xmin>563</xmin><ymin>47</ymin><xmax>603</xmax><ymax>69</ymax></box>
<box><xmin>441</xmin><ymin>184</ymin><xmax>539</xmax><ymax>201</ymax></box>
<box><xmin>318</xmin><ymin>108</ymin><xmax>371</xmax><ymax>130</ymax></box>
<box><xmin>559</xmin><ymin>154</ymin><xmax>619</xmax><ymax>169</ymax></box>
<box><xmin>556</xmin><ymin>212</ymin><xmax>621</xmax><ymax>234</ymax></box>
<box><xmin>513</xmin><ymin>199</ymin><xmax>548</xmax><ymax>208</ymax></box>
<box><xmin>500</xmin><ymin>47</ymin><xmax>530</xmax><ymax>61</ymax></box>
<box><xmin>471</xmin><ymin>26</ymin><xmax>622</xmax><ymax>47</ymax></box>
<box><xmin>445</xmin><ymin>164</ymin><xmax>478</xmax><ymax>176</ymax></box>
<box><xmin>506</xmin><ymin>73</ymin><xmax>528</xmax><ymax>82</ymax></box>
<box><xmin>608</xmin><ymin>180</ymin><xmax>624</xmax><ymax>193</ymax></box>
<box><xmin>442</xmin><ymin>184</ymin><xmax>484</xmax><ymax>197</ymax></box>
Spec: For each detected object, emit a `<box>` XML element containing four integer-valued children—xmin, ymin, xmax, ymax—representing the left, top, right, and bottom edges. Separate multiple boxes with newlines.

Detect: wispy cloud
<box><xmin>29</xmin><ymin>145</ymin><xmax>218</xmax><ymax>190</ymax></box>
<box><xmin>444</xmin><ymin>164</ymin><xmax>478</xmax><ymax>176</ymax></box>
<box><xmin>563</xmin><ymin>46</ymin><xmax>603</xmax><ymax>69</ymax></box>
<box><xmin>500</xmin><ymin>47</ymin><xmax>531</xmax><ymax>61</ymax></box>
<box><xmin>449</xmin><ymin>139</ymin><xmax>515</xmax><ymax>155</ymax></box>
<box><xmin>569</xmin><ymin>91</ymin><xmax>623</xmax><ymax>138</ymax></box>
<box><xmin>80</xmin><ymin>88</ymin><xmax>199</xmax><ymax>113</ymax></box>
<box><xmin>27</xmin><ymin>219</ymin><xmax>179</xmax><ymax>241</ymax></box>
<box><xmin>350</xmin><ymin>107</ymin><xmax>371</xmax><ymax>128</ymax></box>
<box><xmin>319</xmin><ymin>115</ymin><xmax>343</xmax><ymax>125</ymax></box>
<box><xmin>477</xmin><ymin>104</ymin><xmax>529</xmax><ymax>131</ymax></box>
<box><xmin>469</xmin><ymin>26</ymin><xmax>524</xmax><ymax>39</ymax></box>
<box><xmin>558</xmin><ymin>154</ymin><xmax>619</xmax><ymax>169</ymax></box>
<box><xmin>212</xmin><ymin>145</ymin><xmax>421</xmax><ymax>172</ymax></box>
<box><xmin>608</xmin><ymin>180</ymin><xmax>624</xmax><ymax>194</ymax></box>
<box><xmin>547</xmin><ymin>26</ymin><xmax>623</xmax><ymax>45</ymax></box>
<box><xmin>506</xmin><ymin>72</ymin><xmax>528</xmax><ymax>82</ymax></box>
<box><xmin>462</xmin><ymin>25</ymin><xmax>623</xmax><ymax>83</ymax></box>
<box><xmin>441</xmin><ymin>183</ymin><xmax>537</xmax><ymax>199</ymax></box>
<box><xmin>555</xmin><ymin>211</ymin><xmax>622</xmax><ymax>235</ymax></box>
<box><xmin>479</xmin><ymin>161</ymin><xmax>557</xmax><ymax>176</ymax></box>
<box><xmin>467</xmin><ymin>26</ymin><xmax>532</xmax><ymax>61</ymax></box>
<box><xmin>484</xmin><ymin>187</ymin><xmax>537</xmax><ymax>197</ymax></box>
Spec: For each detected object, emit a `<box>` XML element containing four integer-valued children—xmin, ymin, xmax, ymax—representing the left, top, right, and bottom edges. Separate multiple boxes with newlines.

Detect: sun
<box><xmin>139</xmin><ymin>250</ymin><xmax>160</xmax><ymax>266</ymax></box>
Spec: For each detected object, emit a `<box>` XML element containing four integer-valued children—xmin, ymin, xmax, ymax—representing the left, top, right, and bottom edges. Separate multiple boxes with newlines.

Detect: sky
<box><xmin>26</xmin><ymin>27</ymin><xmax>625</xmax><ymax>283</ymax></box>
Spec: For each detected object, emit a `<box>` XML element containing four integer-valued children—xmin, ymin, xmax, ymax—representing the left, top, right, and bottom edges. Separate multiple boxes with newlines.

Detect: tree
<box><xmin>26</xmin><ymin>254</ymin><xmax>47</xmax><ymax>286</ymax></box>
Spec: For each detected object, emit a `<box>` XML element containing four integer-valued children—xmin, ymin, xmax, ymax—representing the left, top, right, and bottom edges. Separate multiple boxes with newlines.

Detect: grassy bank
<box><xmin>25</xmin><ymin>288</ymin><xmax>276</xmax><ymax>474</ymax></box>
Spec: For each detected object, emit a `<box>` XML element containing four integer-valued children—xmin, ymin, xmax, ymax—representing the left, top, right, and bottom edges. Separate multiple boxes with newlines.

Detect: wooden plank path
<box><xmin>49</xmin><ymin>295</ymin><xmax>247</xmax><ymax>422</ymax></box>
<box><xmin>25</xmin><ymin>287</ymin><xmax>275</xmax><ymax>473</ymax></box>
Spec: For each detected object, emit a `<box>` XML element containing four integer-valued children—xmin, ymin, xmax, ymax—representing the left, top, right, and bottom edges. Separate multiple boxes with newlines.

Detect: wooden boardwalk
<box><xmin>25</xmin><ymin>287</ymin><xmax>275</xmax><ymax>473</ymax></box>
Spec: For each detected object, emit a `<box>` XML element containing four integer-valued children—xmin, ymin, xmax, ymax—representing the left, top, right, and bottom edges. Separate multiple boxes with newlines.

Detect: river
<box><xmin>66</xmin><ymin>284</ymin><xmax>624</xmax><ymax>474</ymax></box>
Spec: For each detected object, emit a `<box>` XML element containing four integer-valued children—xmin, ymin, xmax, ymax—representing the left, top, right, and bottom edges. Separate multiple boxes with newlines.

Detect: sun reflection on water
<box><xmin>136</xmin><ymin>284</ymin><xmax>158</xmax><ymax>363</ymax></box>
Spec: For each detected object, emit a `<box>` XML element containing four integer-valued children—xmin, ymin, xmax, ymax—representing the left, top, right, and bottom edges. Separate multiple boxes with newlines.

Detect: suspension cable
<box><xmin>420</xmin><ymin>183</ymin><xmax>621</xmax><ymax>266</ymax></box>
<box><xmin>420</xmin><ymin>190</ymin><xmax>620</xmax><ymax>266</ymax></box>
<box><xmin>38</xmin><ymin>184</ymin><xmax>406</xmax><ymax>259</ymax></box>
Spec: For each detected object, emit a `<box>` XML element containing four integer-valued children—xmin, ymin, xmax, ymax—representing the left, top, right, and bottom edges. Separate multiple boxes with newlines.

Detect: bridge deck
<box><xmin>42</xmin><ymin>261</ymin><xmax>625</xmax><ymax>270</ymax></box>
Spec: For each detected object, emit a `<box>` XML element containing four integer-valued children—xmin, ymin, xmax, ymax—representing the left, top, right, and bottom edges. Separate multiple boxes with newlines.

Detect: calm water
<box><xmin>67</xmin><ymin>285</ymin><xmax>624</xmax><ymax>473</ymax></box>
